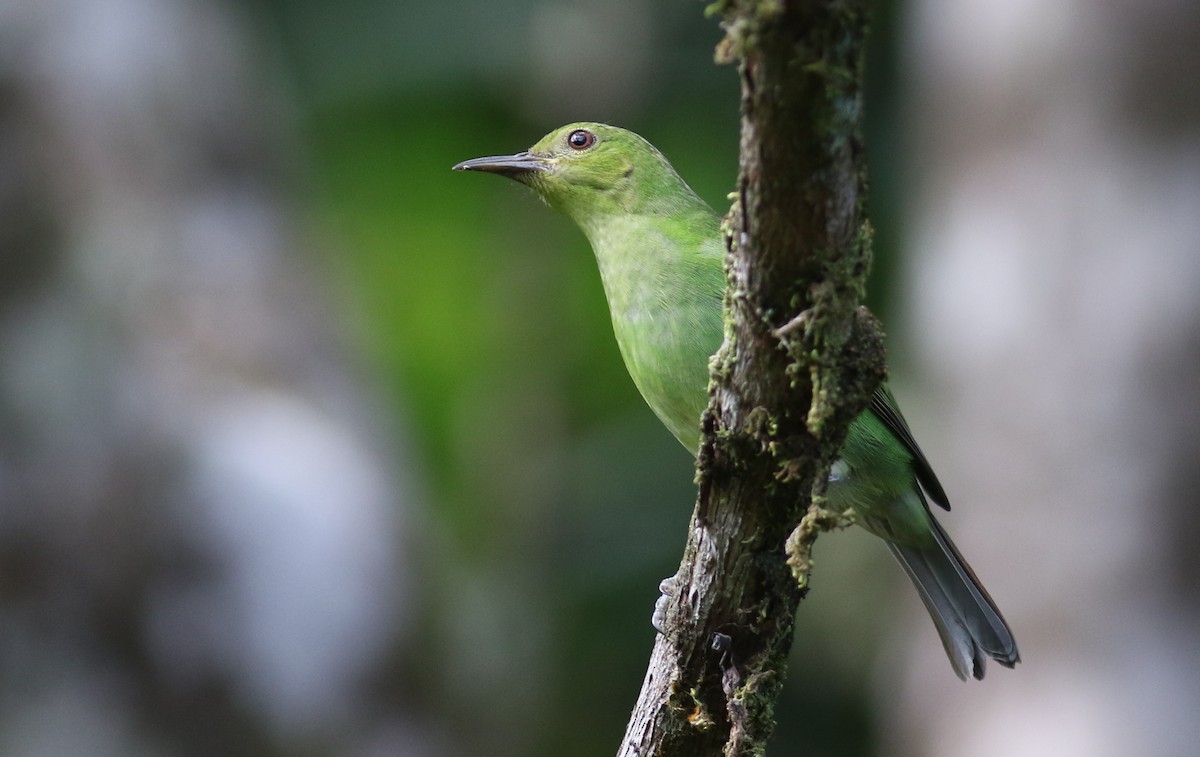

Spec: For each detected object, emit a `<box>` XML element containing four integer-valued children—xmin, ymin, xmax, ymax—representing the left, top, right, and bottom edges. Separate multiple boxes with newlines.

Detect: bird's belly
<box><xmin>622</xmin><ymin>347</ymin><xmax>710</xmax><ymax>452</ymax></box>
<box><xmin>827</xmin><ymin>467</ymin><xmax>935</xmax><ymax>548</ymax></box>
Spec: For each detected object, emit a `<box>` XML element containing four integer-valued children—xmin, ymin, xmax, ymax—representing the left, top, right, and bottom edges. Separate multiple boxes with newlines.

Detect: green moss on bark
<box><xmin>617</xmin><ymin>2</ymin><xmax>884</xmax><ymax>755</ymax></box>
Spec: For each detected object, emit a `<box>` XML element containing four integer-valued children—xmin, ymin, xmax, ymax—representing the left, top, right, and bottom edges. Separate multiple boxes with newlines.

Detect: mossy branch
<box><xmin>617</xmin><ymin>2</ymin><xmax>884</xmax><ymax>755</ymax></box>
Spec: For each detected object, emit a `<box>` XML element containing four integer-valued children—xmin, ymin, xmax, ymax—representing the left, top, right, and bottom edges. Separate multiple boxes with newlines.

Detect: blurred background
<box><xmin>1</xmin><ymin>0</ymin><xmax>1197</xmax><ymax>755</ymax></box>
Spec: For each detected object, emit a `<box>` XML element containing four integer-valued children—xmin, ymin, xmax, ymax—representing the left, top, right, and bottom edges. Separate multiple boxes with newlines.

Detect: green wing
<box><xmin>869</xmin><ymin>385</ymin><xmax>951</xmax><ymax>510</ymax></box>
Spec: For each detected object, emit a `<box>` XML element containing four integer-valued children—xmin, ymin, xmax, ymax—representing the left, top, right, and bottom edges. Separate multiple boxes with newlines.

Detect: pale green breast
<box><xmin>586</xmin><ymin>215</ymin><xmax>726</xmax><ymax>453</ymax></box>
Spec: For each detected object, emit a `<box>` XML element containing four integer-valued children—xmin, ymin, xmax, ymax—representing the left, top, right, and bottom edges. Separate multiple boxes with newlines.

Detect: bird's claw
<box><xmin>651</xmin><ymin>574</ymin><xmax>680</xmax><ymax>634</ymax></box>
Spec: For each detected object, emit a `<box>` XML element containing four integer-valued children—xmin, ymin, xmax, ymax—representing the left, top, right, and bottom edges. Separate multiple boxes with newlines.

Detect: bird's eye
<box><xmin>567</xmin><ymin>129</ymin><xmax>596</xmax><ymax>150</ymax></box>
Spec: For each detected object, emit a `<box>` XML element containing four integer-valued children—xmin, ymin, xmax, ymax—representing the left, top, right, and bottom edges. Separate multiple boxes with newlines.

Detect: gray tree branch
<box><xmin>617</xmin><ymin>1</ymin><xmax>883</xmax><ymax>754</ymax></box>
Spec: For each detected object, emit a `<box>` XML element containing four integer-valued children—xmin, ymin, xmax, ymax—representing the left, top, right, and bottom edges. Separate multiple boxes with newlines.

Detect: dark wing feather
<box><xmin>870</xmin><ymin>385</ymin><xmax>951</xmax><ymax>510</ymax></box>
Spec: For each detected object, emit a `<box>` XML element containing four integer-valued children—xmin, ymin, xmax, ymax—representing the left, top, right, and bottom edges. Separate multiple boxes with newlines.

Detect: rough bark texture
<box><xmin>617</xmin><ymin>1</ymin><xmax>883</xmax><ymax>755</ymax></box>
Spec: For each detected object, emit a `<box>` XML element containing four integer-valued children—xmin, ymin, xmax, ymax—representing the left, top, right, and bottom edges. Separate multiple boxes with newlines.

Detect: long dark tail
<box><xmin>888</xmin><ymin>515</ymin><xmax>1020</xmax><ymax>680</ymax></box>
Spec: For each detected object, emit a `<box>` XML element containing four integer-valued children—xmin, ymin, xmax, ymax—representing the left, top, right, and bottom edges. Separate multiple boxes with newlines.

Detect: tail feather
<box><xmin>887</xmin><ymin>515</ymin><xmax>1019</xmax><ymax>680</ymax></box>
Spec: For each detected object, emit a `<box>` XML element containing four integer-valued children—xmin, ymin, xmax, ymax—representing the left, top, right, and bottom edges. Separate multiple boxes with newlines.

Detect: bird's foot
<box><xmin>651</xmin><ymin>574</ymin><xmax>679</xmax><ymax>634</ymax></box>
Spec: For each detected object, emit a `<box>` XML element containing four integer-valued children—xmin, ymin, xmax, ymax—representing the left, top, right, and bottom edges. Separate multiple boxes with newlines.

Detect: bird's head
<box><xmin>453</xmin><ymin>122</ymin><xmax>702</xmax><ymax>224</ymax></box>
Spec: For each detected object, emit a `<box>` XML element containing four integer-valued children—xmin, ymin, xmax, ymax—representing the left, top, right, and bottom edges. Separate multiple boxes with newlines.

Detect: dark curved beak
<box><xmin>452</xmin><ymin>151</ymin><xmax>548</xmax><ymax>176</ymax></box>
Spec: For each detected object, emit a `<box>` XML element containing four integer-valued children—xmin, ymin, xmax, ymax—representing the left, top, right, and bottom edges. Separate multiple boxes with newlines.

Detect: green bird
<box><xmin>454</xmin><ymin>122</ymin><xmax>1019</xmax><ymax>680</ymax></box>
